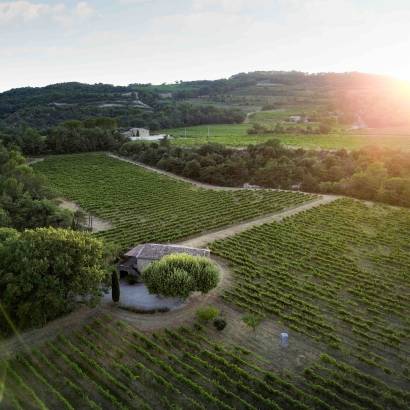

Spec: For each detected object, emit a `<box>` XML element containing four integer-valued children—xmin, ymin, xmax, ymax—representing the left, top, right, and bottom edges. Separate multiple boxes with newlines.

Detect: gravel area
<box><xmin>103</xmin><ymin>279</ymin><xmax>185</xmax><ymax>311</ymax></box>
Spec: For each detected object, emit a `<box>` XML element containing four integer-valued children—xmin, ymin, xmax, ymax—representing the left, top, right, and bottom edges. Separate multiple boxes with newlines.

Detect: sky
<box><xmin>1</xmin><ymin>0</ymin><xmax>410</xmax><ymax>91</ymax></box>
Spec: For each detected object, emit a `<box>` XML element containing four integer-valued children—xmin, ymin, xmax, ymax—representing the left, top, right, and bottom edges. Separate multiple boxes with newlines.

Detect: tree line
<box><xmin>0</xmin><ymin>118</ymin><xmax>125</xmax><ymax>155</ymax></box>
<box><xmin>119</xmin><ymin>139</ymin><xmax>410</xmax><ymax>208</ymax></box>
<box><xmin>0</xmin><ymin>143</ymin><xmax>111</xmax><ymax>335</ymax></box>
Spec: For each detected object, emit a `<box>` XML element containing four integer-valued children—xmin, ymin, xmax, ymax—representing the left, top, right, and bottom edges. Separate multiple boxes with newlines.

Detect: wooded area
<box><xmin>120</xmin><ymin>139</ymin><xmax>410</xmax><ymax>207</ymax></box>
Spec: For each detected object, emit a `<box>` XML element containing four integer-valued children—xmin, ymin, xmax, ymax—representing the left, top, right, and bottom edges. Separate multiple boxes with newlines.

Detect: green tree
<box><xmin>142</xmin><ymin>253</ymin><xmax>220</xmax><ymax>299</ymax></box>
<box><xmin>111</xmin><ymin>271</ymin><xmax>120</xmax><ymax>302</ymax></box>
<box><xmin>0</xmin><ymin>227</ymin><xmax>109</xmax><ymax>332</ymax></box>
<box><xmin>183</xmin><ymin>159</ymin><xmax>201</xmax><ymax>178</ymax></box>
<box><xmin>0</xmin><ymin>143</ymin><xmax>71</xmax><ymax>230</ymax></box>
<box><xmin>344</xmin><ymin>162</ymin><xmax>388</xmax><ymax>200</ymax></box>
<box><xmin>378</xmin><ymin>177</ymin><xmax>410</xmax><ymax>207</ymax></box>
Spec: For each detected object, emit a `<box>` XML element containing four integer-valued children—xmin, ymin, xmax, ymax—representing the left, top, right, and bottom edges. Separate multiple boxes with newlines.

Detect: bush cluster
<box><xmin>196</xmin><ymin>306</ymin><xmax>220</xmax><ymax>321</ymax></box>
<box><xmin>142</xmin><ymin>253</ymin><xmax>220</xmax><ymax>299</ymax></box>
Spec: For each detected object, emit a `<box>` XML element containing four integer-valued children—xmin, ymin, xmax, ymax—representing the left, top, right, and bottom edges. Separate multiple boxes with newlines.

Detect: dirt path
<box><xmin>108</xmin><ymin>153</ymin><xmax>325</xmax><ymax>196</ymax></box>
<box><xmin>58</xmin><ymin>198</ymin><xmax>112</xmax><ymax>232</ymax></box>
<box><xmin>0</xmin><ymin>194</ymin><xmax>339</xmax><ymax>358</ymax></box>
<box><xmin>27</xmin><ymin>157</ymin><xmax>45</xmax><ymax>165</ymax></box>
<box><xmin>244</xmin><ymin>111</ymin><xmax>258</xmax><ymax>123</ymax></box>
<box><xmin>179</xmin><ymin>195</ymin><xmax>338</xmax><ymax>248</ymax></box>
<box><xmin>103</xmin><ymin>255</ymin><xmax>232</xmax><ymax>331</ymax></box>
<box><xmin>0</xmin><ymin>306</ymin><xmax>102</xmax><ymax>359</ymax></box>
<box><xmin>108</xmin><ymin>153</ymin><xmax>244</xmax><ymax>191</ymax></box>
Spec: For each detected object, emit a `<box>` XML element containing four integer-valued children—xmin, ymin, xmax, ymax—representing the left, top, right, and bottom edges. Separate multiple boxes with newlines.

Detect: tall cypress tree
<box><xmin>112</xmin><ymin>271</ymin><xmax>120</xmax><ymax>303</ymax></box>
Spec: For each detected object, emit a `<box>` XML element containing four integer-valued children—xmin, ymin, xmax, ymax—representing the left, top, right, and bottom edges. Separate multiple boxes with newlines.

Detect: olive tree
<box><xmin>142</xmin><ymin>253</ymin><xmax>220</xmax><ymax>299</ymax></box>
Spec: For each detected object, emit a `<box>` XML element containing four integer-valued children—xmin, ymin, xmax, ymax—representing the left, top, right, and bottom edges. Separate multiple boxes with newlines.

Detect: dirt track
<box><xmin>0</xmin><ymin>256</ymin><xmax>231</xmax><ymax>358</ymax></box>
<box><xmin>179</xmin><ymin>195</ymin><xmax>338</xmax><ymax>248</ymax></box>
<box><xmin>58</xmin><ymin>198</ymin><xmax>112</xmax><ymax>232</ymax></box>
<box><xmin>108</xmin><ymin>153</ymin><xmax>243</xmax><ymax>191</ymax></box>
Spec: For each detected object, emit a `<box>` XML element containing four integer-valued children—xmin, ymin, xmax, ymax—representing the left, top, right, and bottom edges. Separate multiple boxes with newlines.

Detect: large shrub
<box><xmin>0</xmin><ymin>227</ymin><xmax>109</xmax><ymax>332</ymax></box>
<box><xmin>142</xmin><ymin>253</ymin><xmax>220</xmax><ymax>299</ymax></box>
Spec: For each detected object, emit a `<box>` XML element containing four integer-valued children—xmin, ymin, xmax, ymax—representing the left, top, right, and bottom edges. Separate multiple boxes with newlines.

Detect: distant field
<box><xmin>165</xmin><ymin>123</ymin><xmax>410</xmax><ymax>150</ymax></box>
<box><xmin>249</xmin><ymin>108</ymin><xmax>318</xmax><ymax>125</ymax></box>
<box><xmin>34</xmin><ymin>154</ymin><xmax>314</xmax><ymax>250</ymax></box>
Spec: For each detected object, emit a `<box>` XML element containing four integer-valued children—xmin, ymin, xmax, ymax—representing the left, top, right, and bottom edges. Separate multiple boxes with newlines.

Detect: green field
<box><xmin>34</xmin><ymin>154</ymin><xmax>314</xmax><ymax>250</ymax></box>
<box><xmin>165</xmin><ymin>123</ymin><xmax>410</xmax><ymax>150</ymax></box>
<box><xmin>2</xmin><ymin>314</ymin><xmax>409</xmax><ymax>409</ymax></box>
<box><xmin>211</xmin><ymin>199</ymin><xmax>410</xmax><ymax>387</ymax></box>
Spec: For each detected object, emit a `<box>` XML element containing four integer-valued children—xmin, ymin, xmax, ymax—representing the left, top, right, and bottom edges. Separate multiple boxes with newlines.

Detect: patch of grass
<box><xmin>242</xmin><ymin>314</ymin><xmax>263</xmax><ymax>331</ymax></box>
<box><xmin>196</xmin><ymin>306</ymin><xmax>220</xmax><ymax>322</ymax></box>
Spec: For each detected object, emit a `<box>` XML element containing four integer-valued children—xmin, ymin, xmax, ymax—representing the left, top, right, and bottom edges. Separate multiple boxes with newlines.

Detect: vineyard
<box><xmin>20</xmin><ymin>155</ymin><xmax>410</xmax><ymax>409</ymax></box>
<box><xmin>210</xmin><ymin>198</ymin><xmax>410</xmax><ymax>391</ymax></box>
<box><xmin>164</xmin><ymin>123</ymin><xmax>410</xmax><ymax>151</ymax></box>
<box><xmin>34</xmin><ymin>153</ymin><xmax>315</xmax><ymax>249</ymax></box>
<box><xmin>1</xmin><ymin>314</ymin><xmax>409</xmax><ymax>409</ymax></box>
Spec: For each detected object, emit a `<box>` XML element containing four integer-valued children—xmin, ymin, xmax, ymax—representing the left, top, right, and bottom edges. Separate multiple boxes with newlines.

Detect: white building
<box><xmin>122</xmin><ymin>128</ymin><xmax>172</xmax><ymax>142</ymax></box>
<box><xmin>123</xmin><ymin>128</ymin><xmax>150</xmax><ymax>139</ymax></box>
<box><xmin>288</xmin><ymin>115</ymin><xmax>309</xmax><ymax>124</ymax></box>
<box><xmin>159</xmin><ymin>92</ymin><xmax>173</xmax><ymax>99</ymax></box>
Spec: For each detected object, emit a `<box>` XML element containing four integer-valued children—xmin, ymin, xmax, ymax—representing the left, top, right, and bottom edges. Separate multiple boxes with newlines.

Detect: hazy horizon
<box><xmin>1</xmin><ymin>0</ymin><xmax>410</xmax><ymax>92</ymax></box>
<box><xmin>2</xmin><ymin>68</ymin><xmax>408</xmax><ymax>93</ymax></box>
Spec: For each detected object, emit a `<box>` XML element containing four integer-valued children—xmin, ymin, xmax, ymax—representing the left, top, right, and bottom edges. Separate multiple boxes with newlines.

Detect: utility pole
<box><xmin>207</xmin><ymin>127</ymin><xmax>210</xmax><ymax>142</ymax></box>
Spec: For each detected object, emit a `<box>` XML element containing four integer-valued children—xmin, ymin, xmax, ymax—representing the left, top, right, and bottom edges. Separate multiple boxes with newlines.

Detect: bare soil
<box><xmin>58</xmin><ymin>198</ymin><xmax>112</xmax><ymax>232</ymax></box>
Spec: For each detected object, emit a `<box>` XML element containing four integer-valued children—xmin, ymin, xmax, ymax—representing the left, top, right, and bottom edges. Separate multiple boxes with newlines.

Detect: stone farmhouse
<box><xmin>118</xmin><ymin>243</ymin><xmax>210</xmax><ymax>279</ymax></box>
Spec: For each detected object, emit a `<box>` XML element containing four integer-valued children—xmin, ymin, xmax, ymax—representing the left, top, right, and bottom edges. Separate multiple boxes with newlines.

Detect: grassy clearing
<box><xmin>34</xmin><ymin>153</ymin><xmax>314</xmax><ymax>250</ymax></box>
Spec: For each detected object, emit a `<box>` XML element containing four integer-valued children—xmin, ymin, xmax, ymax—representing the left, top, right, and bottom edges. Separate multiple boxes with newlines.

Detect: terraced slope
<box><xmin>34</xmin><ymin>153</ymin><xmax>315</xmax><ymax>249</ymax></box>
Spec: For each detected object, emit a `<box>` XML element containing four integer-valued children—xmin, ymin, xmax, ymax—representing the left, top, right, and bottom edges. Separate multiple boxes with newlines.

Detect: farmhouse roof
<box><xmin>125</xmin><ymin>243</ymin><xmax>210</xmax><ymax>260</ymax></box>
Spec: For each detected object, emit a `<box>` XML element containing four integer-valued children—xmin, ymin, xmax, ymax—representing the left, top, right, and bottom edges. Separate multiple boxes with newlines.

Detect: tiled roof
<box><xmin>124</xmin><ymin>243</ymin><xmax>210</xmax><ymax>260</ymax></box>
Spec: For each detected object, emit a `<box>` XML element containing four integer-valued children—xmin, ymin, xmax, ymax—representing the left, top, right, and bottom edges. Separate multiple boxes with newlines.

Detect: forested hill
<box><xmin>1</xmin><ymin>71</ymin><xmax>410</xmax><ymax>129</ymax></box>
<box><xmin>0</xmin><ymin>82</ymin><xmax>244</xmax><ymax>130</ymax></box>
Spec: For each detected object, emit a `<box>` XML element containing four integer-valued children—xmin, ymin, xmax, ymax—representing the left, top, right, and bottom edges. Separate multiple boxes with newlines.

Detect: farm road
<box><xmin>108</xmin><ymin>153</ymin><xmax>242</xmax><ymax>190</ymax></box>
<box><xmin>179</xmin><ymin>194</ymin><xmax>338</xmax><ymax>248</ymax></box>
<box><xmin>108</xmin><ymin>153</ymin><xmax>335</xmax><ymax>196</ymax></box>
<box><xmin>108</xmin><ymin>153</ymin><xmax>339</xmax><ymax>248</ymax></box>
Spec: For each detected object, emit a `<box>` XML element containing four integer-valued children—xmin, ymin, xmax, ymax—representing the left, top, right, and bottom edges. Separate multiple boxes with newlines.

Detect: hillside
<box><xmin>1</xmin><ymin>71</ymin><xmax>410</xmax><ymax>130</ymax></box>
